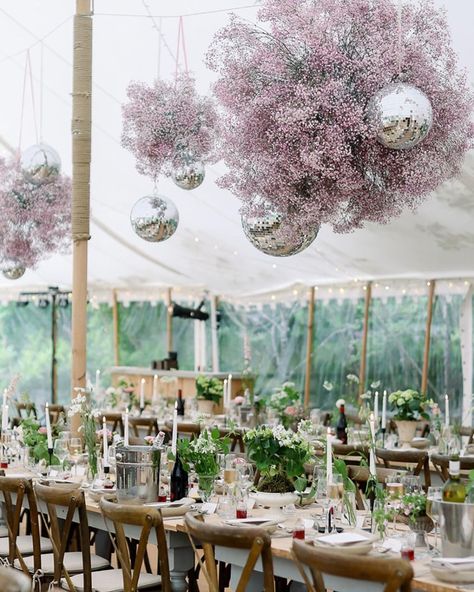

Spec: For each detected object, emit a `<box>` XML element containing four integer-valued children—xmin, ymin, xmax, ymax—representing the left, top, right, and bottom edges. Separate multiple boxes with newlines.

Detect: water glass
<box><xmin>427</xmin><ymin>486</ymin><xmax>442</xmax><ymax>555</ymax></box>
<box><xmin>217</xmin><ymin>495</ymin><xmax>235</xmax><ymax>519</ymax></box>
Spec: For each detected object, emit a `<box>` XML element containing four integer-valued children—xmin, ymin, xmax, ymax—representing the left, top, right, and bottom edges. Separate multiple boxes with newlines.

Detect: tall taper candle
<box><xmin>381</xmin><ymin>390</ymin><xmax>387</xmax><ymax>430</ymax></box>
<box><xmin>1</xmin><ymin>405</ymin><xmax>8</xmax><ymax>432</ymax></box>
<box><xmin>326</xmin><ymin>427</ymin><xmax>333</xmax><ymax>484</ymax></box>
<box><xmin>139</xmin><ymin>378</ymin><xmax>145</xmax><ymax>409</ymax></box>
<box><xmin>152</xmin><ymin>374</ymin><xmax>158</xmax><ymax>406</ymax></box>
<box><xmin>45</xmin><ymin>403</ymin><xmax>53</xmax><ymax>449</ymax></box>
<box><xmin>228</xmin><ymin>374</ymin><xmax>232</xmax><ymax>405</ymax></box>
<box><xmin>223</xmin><ymin>379</ymin><xmax>228</xmax><ymax>408</ymax></box>
<box><xmin>2</xmin><ymin>389</ymin><xmax>6</xmax><ymax>410</ymax></box>
<box><xmin>171</xmin><ymin>402</ymin><xmax>178</xmax><ymax>456</ymax></box>
<box><xmin>102</xmin><ymin>416</ymin><xmax>109</xmax><ymax>467</ymax></box>
<box><xmin>374</xmin><ymin>391</ymin><xmax>379</xmax><ymax>424</ymax></box>
<box><xmin>445</xmin><ymin>394</ymin><xmax>450</xmax><ymax>428</ymax></box>
<box><xmin>95</xmin><ymin>369</ymin><xmax>101</xmax><ymax>396</ymax></box>
<box><xmin>124</xmin><ymin>409</ymin><xmax>129</xmax><ymax>446</ymax></box>
<box><xmin>369</xmin><ymin>412</ymin><xmax>376</xmax><ymax>476</ymax></box>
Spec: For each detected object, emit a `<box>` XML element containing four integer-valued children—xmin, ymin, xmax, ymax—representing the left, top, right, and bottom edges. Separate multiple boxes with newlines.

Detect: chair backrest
<box><xmin>292</xmin><ymin>539</ymin><xmax>413</xmax><ymax>592</ymax></box>
<box><xmin>128</xmin><ymin>417</ymin><xmax>160</xmax><ymax>437</ymax></box>
<box><xmin>347</xmin><ymin>465</ymin><xmax>404</xmax><ymax>509</ymax></box>
<box><xmin>430</xmin><ymin>453</ymin><xmax>474</xmax><ymax>482</ymax></box>
<box><xmin>375</xmin><ymin>448</ymin><xmax>431</xmax><ymax>489</ymax></box>
<box><xmin>101</xmin><ymin>412</ymin><xmax>124</xmax><ymax>436</ymax></box>
<box><xmin>34</xmin><ymin>481</ymin><xmax>92</xmax><ymax>592</ymax></box>
<box><xmin>0</xmin><ymin>477</ymin><xmax>42</xmax><ymax>574</ymax></box>
<box><xmin>217</xmin><ymin>427</ymin><xmax>246</xmax><ymax>453</ymax></box>
<box><xmin>460</xmin><ymin>426</ymin><xmax>474</xmax><ymax>444</ymax></box>
<box><xmin>99</xmin><ymin>496</ymin><xmax>171</xmax><ymax>592</ymax></box>
<box><xmin>45</xmin><ymin>404</ymin><xmax>65</xmax><ymax>424</ymax></box>
<box><xmin>15</xmin><ymin>402</ymin><xmax>37</xmax><ymax>419</ymax></box>
<box><xmin>332</xmin><ymin>444</ymin><xmax>369</xmax><ymax>465</ymax></box>
<box><xmin>165</xmin><ymin>421</ymin><xmax>201</xmax><ymax>440</ymax></box>
<box><xmin>185</xmin><ymin>512</ymin><xmax>274</xmax><ymax>592</ymax></box>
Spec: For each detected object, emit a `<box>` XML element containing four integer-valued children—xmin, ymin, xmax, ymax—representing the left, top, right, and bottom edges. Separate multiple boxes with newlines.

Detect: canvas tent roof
<box><xmin>0</xmin><ymin>0</ymin><xmax>473</xmax><ymax>303</ymax></box>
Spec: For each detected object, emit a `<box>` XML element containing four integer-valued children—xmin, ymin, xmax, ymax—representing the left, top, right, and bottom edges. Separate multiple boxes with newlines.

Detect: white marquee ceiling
<box><xmin>0</xmin><ymin>0</ymin><xmax>472</xmax><ymax>301</ymax></box>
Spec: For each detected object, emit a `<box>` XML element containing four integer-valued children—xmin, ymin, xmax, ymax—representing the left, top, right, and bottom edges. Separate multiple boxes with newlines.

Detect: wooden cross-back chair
<box><xmin>99</xmin><ymin>496</ymin><xmax>170</xmax><ymax>592</ymax></box>
<box><xmin>15</xmin><ymin>402</ymin><xmax>37</xmax><ymax>419</ymax></box>
<box><xmin>165</xmin><ymin>421</ymin><xmax>201</xmax><ymax>441</ymax></box>
<box><xmin>129</xmin><ymin>417</ymin><xmax>160</xmax><ymax>438</ymax></box>
<box><xmin>101</xmin><ymin>412</ymin><xmax>125</xmax><ymax>436</ymax></box>
<box><xmin>332</xmin><ymin>444</ymin><xmax>369</xmax><ymax>466</ymax></box>
<box><xmin>430</xmin><ymin>453</ymin><xmax>474</xmax><ymax>482</ymax></box>
<box><xmin>185</xmin><ymin>512</ymin><xmax>275</xmax><ymax>592</ymax></box>
<box><xmin>460</xmin><ymin>426</ymin><xmax>474</xmax><ymax>444</ymax></box>
<box><xmin>45</xmin><ymin>404</ymin><xmax>65</xmax><ymax>424</ymax></box>
<box><xmin>0</xmin><ymin>476</ymin><xmax>52</xmax><ymax>576</ymax></box>
<box><xmin>34</xmin><ymin>482</ymin><xmax>109</xmax><ymax>592</ymax></box>
<box><xmin>347</xmin><ymin>465</ymin><xmax>405</xmax><ymax>510</ymax></box>
<box><xmin>292</xmin><ymin>539</ymin><xmax>413</xmax><ymax>592</ymax></box>
<box><xmin>375</xmin><ymin>448</ymin><xmax>431</xmax><ymax>490</ymax></box>
<box><xmin>217</xmin><ymin>427</ymin><xmax>246</xmax><ymax>453</ymax></box>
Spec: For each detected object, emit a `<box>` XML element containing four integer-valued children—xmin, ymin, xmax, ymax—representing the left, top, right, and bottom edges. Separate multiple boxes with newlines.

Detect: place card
<box><xmin>48</xmin><ymin>469</ymin><xmax>58</xmax><ymax>477</ymax></box>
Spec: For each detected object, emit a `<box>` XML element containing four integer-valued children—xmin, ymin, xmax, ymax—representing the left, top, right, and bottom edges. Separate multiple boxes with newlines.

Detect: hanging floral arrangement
<box><xmin>0</xmin><ymin>157</ymin><xmax>71</xmax><ymax>271</ymax></box>
<box><xmin>121</xmin><ymin>74</ymin><xmax>218</xmax><ymax>180</ymax></box>
<box><xmin>207</xmin><ymin>0</ymin><xmax>474</xmax><ymax>235</ymax></box>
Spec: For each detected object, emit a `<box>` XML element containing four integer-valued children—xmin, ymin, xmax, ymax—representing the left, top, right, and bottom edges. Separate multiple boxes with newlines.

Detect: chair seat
<box><xmin>64</xmin><ymin>569</ymin><xmax>161</xmax><ymax>592</ymax></box>
<box><xmin>15</xmin><ymin>551</ymin><xmax>110</xmax><ymax>575</ymax></box>
<box><xmin>0</xmin><ymin>535</ymin><xmax>53</xmax><ymax>556</ymax></box>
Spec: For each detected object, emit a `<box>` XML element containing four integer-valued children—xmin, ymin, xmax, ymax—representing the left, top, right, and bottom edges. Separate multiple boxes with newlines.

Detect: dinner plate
<box><xmin>430</xmin><ymin>567</ymin><xmax>474</xmax><ymax>584</ymax></box>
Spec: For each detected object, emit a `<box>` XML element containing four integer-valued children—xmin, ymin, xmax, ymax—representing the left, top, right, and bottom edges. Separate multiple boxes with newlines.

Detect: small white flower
<box><xmin>370</xmin><ymin>380</ymin><xmax>381</xmax><ymax>389</ymax></box>
<box><xmin>323</xmin><ymin>381</ymin><xmax>333</xmax><ymax>391</ymax></box>
<box><xmin>335</xmin><ymin>399</ymin><xmax>345</xmax><ymax>409</ymax></box>
<box><xmin>346</xmin><ymin>374</ymin><xmax>359</xmax><ymax>384</ymax></box>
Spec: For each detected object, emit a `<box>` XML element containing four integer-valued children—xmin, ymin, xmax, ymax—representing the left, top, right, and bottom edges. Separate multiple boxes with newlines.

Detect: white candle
<box><xmin>445</xmin><ymin>394</ymin><xmax>450</xmax><ymax>428</ymax></box>
<box><xmin>171</xmin><ymin>402</ymin><xmax>178</xmax><ymax>456</ymax></box>
<box><xmin>124</xmin><ymin>409</ymin><xmax>129</xmax><ymax>446</ymax></box>
<box><xmin>381</xmin><ymin>390</ymin><xmax>387</xmax><ymax>430</ymax></box>
<box><xmin>223</xmin><ymin>379</ymin><xmax>228</xmax><ymax>408</ymax></box>
<box><xmin>369</xmin><ymin>412</ymin><xmax>377</xmax><ymax>476</ymax></box>
<box><xmin>95</xmin><ymin>370</ymin><xmax>101</xmax><ymax>396</ymax></box>
<box><xmin>102</xmin><ymin>416</ymin><xmax>109</xmax><ymax>467</ymax></box>
<box><xmin>1</xmin><ymin>405</ymin><xmax>8</xmax><ymax>432</ymax></box>
<box><xmin>45</xmin><ymin>403</ymin><xmax>53</xmax><ymax>449</ymax></box>
<box><xmin>374</xmin><ymin>391</ymin><xmax>379</xmax><ymax>425</ymax></box>
<box><xmin>2</xmin><ymin>389</ymin><xmax>6</xmax><ymax>410</ymax></box>
<box><xmin>228</xmin><ymin>374</ymin><xmax>232</xmax><ymax>404</ymax></box>
<box><xmin>152</xmin><ymin>374</ymin><xmax>158</xmax><ymax>406</ymax></box>
<box><xmin>139</xmin><ymin>378</ymin><xmax>145</xmax><ymax>409</ymax></box>
<box><xmin>326</xmin><ymin>427</ymin><xmax>333</xmax><ymax>484</ymax></box>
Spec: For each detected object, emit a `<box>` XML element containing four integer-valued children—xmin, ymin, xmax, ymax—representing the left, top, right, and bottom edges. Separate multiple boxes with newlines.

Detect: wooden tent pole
<box><xmin>112</xmin><ymin>290</ymin><xmax>120</xmax><ymax>366</ymax></box>
<box><xmin>421</xmin><ymin>280</ymin><xmax>436</xmax><ymax>396</ymax></box>
<box><xmin>51</xmin><ymin>292</ymin><xmax>58</xmax><ymax>404</ymax></box>
<box><xmin>303</xmin><ymin>286</ymin><xmax>316</xmax><ymax>408</ymax></box>
<box><xmin>166</xmin><ymin>287</ymin><xmax>173</xmax><ymax>353</ymax></box>
<box><xmin>358</xmin><ymin>282</ymin><xmax>372</xmax><ymax>400</ymax></box>
<box><xmin>210</xmin><ymin>295</ymin><xmax>219</xmax><ymax>372</ymax></box>
<box><xmin>71</xmin><ymin>0</ymin><xmax>92</xmax><ymax>436</ymax></box>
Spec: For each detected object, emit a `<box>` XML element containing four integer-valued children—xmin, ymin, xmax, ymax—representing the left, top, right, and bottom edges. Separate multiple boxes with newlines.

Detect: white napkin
<box><xmin>382</xmin><ymin>537</ymin><xmax>403</xmax><ymax>552</ymax></box>
<box><xmin>317</xmin><ymin>532</ymin><xmax>369</xmax><ymax>546</ymax></box>
<box><xmin>432</xmin><ymin>557</ymin><xmax>474</xmax><ymax>570</ymax></box>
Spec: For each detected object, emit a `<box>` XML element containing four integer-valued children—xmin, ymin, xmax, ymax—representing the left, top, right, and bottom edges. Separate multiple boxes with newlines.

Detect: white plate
<box><xmin>430</xmin><ymin>567</ymin><xmax>474</xmax><ymax>584</ymax></box>
<box><xmin>225</xmin><ymin>517</ymin><xmax>281</xmax><ymax>527</ymax></box>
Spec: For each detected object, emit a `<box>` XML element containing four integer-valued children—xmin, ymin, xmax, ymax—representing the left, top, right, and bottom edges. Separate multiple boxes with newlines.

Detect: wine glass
<box><xmin>315</xmin><ymin>477</ymin><xmax>330</xmax><ymax>532</ymax></box>
<box><xmin>237</xmin><ymin>462</ymin><xmax>254</xmax><ymax>492</ymax></box>
<box><xmin>53</xmin><ymin>438</ymin><xmax>69</xmax><ymax>470</ymax></box>
<box><xmin>68</xmin><ymin>438</ymin><xmax>82</xmax><ymax>476</ymax></box>
<box><xmin>427</xmin><ymin>486</ymin><xmax>442</xmax><ymax>555</ymax></box>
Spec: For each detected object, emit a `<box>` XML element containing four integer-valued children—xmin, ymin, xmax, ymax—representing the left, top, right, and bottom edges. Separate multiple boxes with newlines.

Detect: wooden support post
<box><xmin>166</xmin><ymin>287</ymin><xmax>173</xmax><ymax>353</ymax></box>
<box><xmin>51</xmin><ymin>293</ymin><xmax>58</xmax><ymax>405</ymax></box>
<box><xmin>210</xmin><ymin>295</ymin><xmax>219</xmax><ymax>372</ymax></box>
<box><xmin>358</xmin><ymin>282</ymin><xmax>372</xmax><ymax>400</ymax></box>
<box><xmin>421</xmin><ymin>280</ymin><xmax>436</xmax><ymax>396</ymax></box>
<box><xmin>304</xmin><ymin>286</ymin><xmax>316</xmax><ymax>408</ymax></box>
<box><xmin>112</xmin><ymin>290</ymin><xmax>120</xmax><ymax>366</ymax></box>
<box><xmin>71</xmin><ymin>0</ymin><xmax>92</xmax><ymax>436</ymax></box>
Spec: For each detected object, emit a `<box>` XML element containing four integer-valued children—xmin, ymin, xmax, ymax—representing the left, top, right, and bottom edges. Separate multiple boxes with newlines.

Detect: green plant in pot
<box><xmin>267</xmin><ymin>382</ymin><xmax>302</xmax><ymax>429</ymax></box>
<box><xmin>195</xmin><ymin>375</ymin><xmax>223</xmax><ymax>414</ymax></box>
<box><xmin>244</xmin><ymin>424</ymin><xmax>313</xmax><ymax>506</ymax></box>
<box><xmin>389</xmin><ymin>389</ymin><xmax>430</xmax><ymax>448</ymax></box>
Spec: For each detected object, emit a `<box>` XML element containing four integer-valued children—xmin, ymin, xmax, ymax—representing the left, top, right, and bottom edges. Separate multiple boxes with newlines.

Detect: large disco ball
<box><xmin>367</xmin><ymin>83</ymin><xmax>433</xmax><ymax>150</ymax></box>
<box><xmin>2</xmin><ymin>262</ymin><xmax>26</xmax><ymax>280</ymax></box>
<box><xmin>241</xmin><ymin>202</ymin><xmax>318</xmax><ymax>257</ymax></box>
<box><xmin>21</xmin><ymin>143</ymin><xmax>62</xmax><ymax>185</ymax></box>
<box><xmin>171</xmin><ymin>150</ymin><xmax>205</xmax><ymax>190</ymax></box>
<box><xmin>130</xmin><ymin>194</ymin><xmax>179</xmax><ymax>242</ymax></box>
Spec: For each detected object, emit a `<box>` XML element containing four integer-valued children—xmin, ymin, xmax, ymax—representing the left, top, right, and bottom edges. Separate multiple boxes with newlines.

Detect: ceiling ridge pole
<box><xmin>71</xmin><ymin>0</ymin><xmax>92</xmax><ymax>435</ymax></box>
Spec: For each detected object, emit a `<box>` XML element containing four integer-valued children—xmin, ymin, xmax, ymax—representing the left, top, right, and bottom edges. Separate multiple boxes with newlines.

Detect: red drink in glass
<box><xmin>401</xmin><ymin>548</ymin><xmax>415</xmax><ymax>561</ymax></box>
<box><xmin>292</xmin><ymin>528</ymin><xmax>305</xmax><ymax>540</ymax></box>
<box><xmin>158</xmin><ymin>495</ymin><xmax>167</xmax><ymax>502</ymax></box>
<box><xmin>236</xmin><ymin>507</ymin><xmax>248</xmax><ymax>519</ymax></box>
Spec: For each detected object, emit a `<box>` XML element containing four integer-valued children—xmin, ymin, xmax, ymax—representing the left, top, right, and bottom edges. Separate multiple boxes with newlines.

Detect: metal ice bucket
<box><xmin>115</xmin><ymin>445</ymin><xmax>162</xmax><ymax>504</ymax></box>
<box><xmin>439</xmin><ymin>500</ymin><xmax>474</xmax><ymax>557</ymax></box>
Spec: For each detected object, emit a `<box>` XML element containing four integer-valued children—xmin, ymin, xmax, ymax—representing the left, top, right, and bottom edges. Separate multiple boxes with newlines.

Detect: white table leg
<box><xmin>167</xmin><ymin>531</ymin><xmax>195</xmax><ymax>592</ymax></box>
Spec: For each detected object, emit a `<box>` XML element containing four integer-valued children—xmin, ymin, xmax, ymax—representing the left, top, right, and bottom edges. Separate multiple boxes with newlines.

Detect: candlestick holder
<box><xmin>48</xmin><ymin>447</ymin><xmax>53</xmax><ymax>467</ymax></box>
<box><xmin>381</xmin><ymin>427</ymin><xmax>386</xmax><ymax>448</ymax></box>
<box><xmin>140</xmin><ymin>406</ymin><xmax>145</xmax><ymax>416</ymax></box>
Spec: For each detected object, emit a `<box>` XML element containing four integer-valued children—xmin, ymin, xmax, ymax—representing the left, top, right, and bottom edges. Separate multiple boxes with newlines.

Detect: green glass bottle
<box><xmin>442</xmin><ymin>456</ymin><xmax>466</xmax><ymax>503</ymax></box>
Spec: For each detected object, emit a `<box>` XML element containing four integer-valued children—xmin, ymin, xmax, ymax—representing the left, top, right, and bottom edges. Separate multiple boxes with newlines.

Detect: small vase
<box><xmin>196</xmin><ymin>399</ymin><xmax>215</xmax><ymax>415</ymax></box>
<box><xmin>198</xmin><ymin>474</ymin><xmax>216</xmax><ymax>502</ymax></box>
<box><xmin>395</xmin><ymin>420</ymin><xmax>417</xmax><ymax>448</ymax></box>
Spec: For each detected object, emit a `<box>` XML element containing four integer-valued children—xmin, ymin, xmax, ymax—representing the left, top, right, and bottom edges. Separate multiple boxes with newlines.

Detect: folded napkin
<box><xmin>431</xmin><ymin>557</ymin><xmax>474</xmax><ymax>570</ymax></box>
<box><xmin>317</xmin><ymin>532</ymin><xmax>369</xmax><ymax>546</ymax></box>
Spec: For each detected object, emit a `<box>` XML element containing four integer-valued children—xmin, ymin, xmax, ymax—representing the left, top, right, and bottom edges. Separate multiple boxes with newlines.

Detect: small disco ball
<box><xmin>241</xmin><ymin>202</ymin><xmax>319</xmax><ymax>257</ymax></box>
<box><xmin>130</xmin><ymin>194</ymin><xmax>179</xmax><ymax>242</ymax></box>
<box><xmin>171</xmin><ymin>150</ymin><xmax>205</xmax><ymax>190</ymax></box>
<box><xmin>2</xmin><ymin>262</ymin><xmax>26</xmax><ymax>280</ymax></box>
<box><xmin>21</xmin><ymin>143</ymin><xmax>62</xmax><ymax>185</ymax></box>
<box><xmin>367</xmin><ymin>82</ymin><xmax>433</xmax><ymax>150</ymax></box>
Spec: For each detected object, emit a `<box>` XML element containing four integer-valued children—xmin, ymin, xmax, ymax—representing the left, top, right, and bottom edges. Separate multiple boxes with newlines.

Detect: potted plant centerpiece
<box><xmin>244</xmin><ymin>424</ymin><xmax>313</xmax><ymax>507</ymax></box>
<box><xmin>389</xmin><ymin>389</ymin><xmax>430</xmax><ymax>447</ymax></box>
<box><xmin>195</xmin><ymin>375</ymin><xmax>223</xmax><ymax>415</ymax></box>
<box><xmin>268</xmin><ymin>382</ymin><xmax>303</xmax><ymax>429</ymax></box>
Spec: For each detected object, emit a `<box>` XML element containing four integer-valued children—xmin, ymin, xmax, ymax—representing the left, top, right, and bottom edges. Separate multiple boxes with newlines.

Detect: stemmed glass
<box><xmin>385</xmin><ymin>474</ymin><xmax>404</xmax><ymax>535</ymax></box>
<box><xmin>236</xmin><ymin>462</ymin><xmax>254</xmax><ymax>493</ymax></box>
<box><xmin>53</xmin><ymin>437</ymin><xmax>69</xmax><ymax>471</ymax></box>
<box><xmin>427</xmin><ymin>486</ymin><xmax>442</xmax><ymax>555</ymax></box>
<box><xmin>68</xmin><ymin>438</ymin><xmax>82</xmax><ymax>476</ymax></box>
<box><xmin>315</xmin><ymin>476</ymin><xmax>330</xmax><ymax>532</ymax></box>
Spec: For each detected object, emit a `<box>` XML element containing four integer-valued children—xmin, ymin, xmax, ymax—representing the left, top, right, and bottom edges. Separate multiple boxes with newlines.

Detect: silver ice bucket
<box><xmin>115</xmin><ymin>445</ymin><xmax>162</xmax><ymax>504</ymax></box>
<box><xmin>439</xmin><ymin>500</ymin><xmax>474</xmax><ymax>557</ymax></box>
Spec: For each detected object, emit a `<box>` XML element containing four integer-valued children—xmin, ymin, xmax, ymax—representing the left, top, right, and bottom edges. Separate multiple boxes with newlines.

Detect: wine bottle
<box><xmin>442</xmin><ymin>455</ymin><xmax>466</xmax><ymax>502</ymax></box>
<box><xmin>176</xmin><ymin>389</ymin><xmax>185</xmax><ymax>417</ymax></box>
<box><xmin>336</xmin><ymin>404</ymin><xmax>348</xmax><ymax>444</ymax></box>
<box><xmin>170</xmin><ymin>453</ymin><xmax>188</xmax><ymax>501</ymax></box>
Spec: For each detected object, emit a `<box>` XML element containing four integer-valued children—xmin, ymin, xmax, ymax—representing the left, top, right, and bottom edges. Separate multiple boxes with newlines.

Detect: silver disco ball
<box><xmin>241</xmin><ymin>203</ymin><xmax>319</xmax><ymax>257</ymax></box>
<box><xmin>2</xmin><ymin>262</ymin><xmax>26</xmax><ymax>280</ymax></box>
<box><xmin>21</xmin><ymin>143</ymin><xmax>61</xmax><ymax>185</ymax></box>
<box><xmin>130</xmin><ymin>194</ymin><xmax>179</xmax><ymax>242</ymax></box>
<box><xmin>367</xmin><ymin>83</ymin><xmax>433</xmax><ymax>150</ymax></box>
<box><xmin>171</xmin><ymin>150</ymin><xmax>205</xmax><ymax>190</ymax></box>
